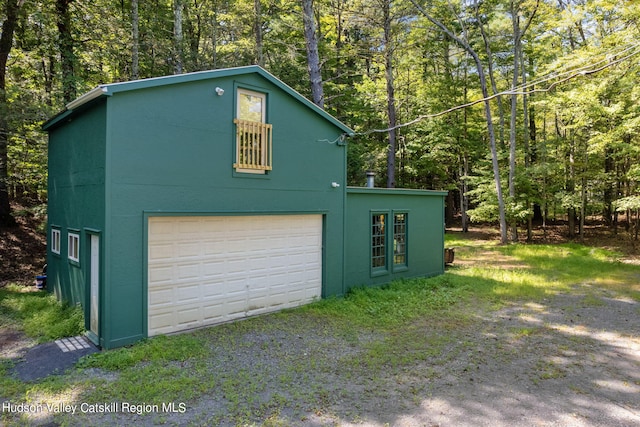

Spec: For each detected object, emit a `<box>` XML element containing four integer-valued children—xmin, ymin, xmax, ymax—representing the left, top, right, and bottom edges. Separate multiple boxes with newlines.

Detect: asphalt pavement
<box><xmin>10</xmin><ymin>336</ymin><xmax>99</xmax><ymax>382</ymax></box>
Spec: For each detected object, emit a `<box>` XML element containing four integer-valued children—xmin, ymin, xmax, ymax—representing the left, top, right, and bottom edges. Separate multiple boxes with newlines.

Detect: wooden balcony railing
<box><xmin>233</xmin><ymin>118</ymin><xmax>272</xmax><ymax>171</ymax></box>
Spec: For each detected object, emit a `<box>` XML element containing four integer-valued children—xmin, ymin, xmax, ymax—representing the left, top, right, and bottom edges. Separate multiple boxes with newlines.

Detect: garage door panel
<box><xmin>175</xmin><ymin>284</ymin><xmax>200</xmax><ymax>302</ymax></box>
<box><xmin>176</xmin><ymin>241</ymin><xmax>200</xmax><ymax>257</ymax></box>
<box><xmin>148</xmin><ymin>265</ymin><xmax>174</xmax><ymax>282</ymax></box>
<box><xmin>149</xmin><ymin>287</ymin><xmax>174</xmax><ymax>307</ymax></box>
<box><xmin>202</xmin><ymin>263</ymin><xmax>225</xmax><ymax>278</ymax></box>
<box><xmin>148</xmin><ymin>215</ymin><xmax>323</xmax><ymax>336</ymax></box>
<box><xmin>149</xmin><ymin>243</ymin><xmax>174</xmax><ymax>260</ymax></box>
<box><xmin>175</xmin><ymin>263</ymin><xmax>199</xmax><ymax>280</ymax></box>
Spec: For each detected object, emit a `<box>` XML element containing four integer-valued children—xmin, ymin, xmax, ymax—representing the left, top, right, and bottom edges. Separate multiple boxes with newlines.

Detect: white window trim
<box><xmin>51</xmin><ymin>228</ymin><xmax>61</xmax><ymax>255</ymax></box>
<box><xmin>68</xmin><ymin>232</ymin><xmax>80</xmax><ymax>263</ymax></box>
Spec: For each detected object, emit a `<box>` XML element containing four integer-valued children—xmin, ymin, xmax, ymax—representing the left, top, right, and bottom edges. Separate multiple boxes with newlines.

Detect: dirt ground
<box><xmin>0</xmin><ymin>203</ymin><xmax>46</xmax><ymax>364</ymax></box>
<box><xmin>374</xmin><ymin>285</ymin><xmax>640</xmax><ymax>427</ymax></box>
<box><xmin>2</xmin><ymin>216</ymin><xmax>640</xmax><ymax>426</ymax></box>
<box><xmin>0</xmin><ymin>202</ymin><xmax>47</xmax><ymax>287</ymax></box>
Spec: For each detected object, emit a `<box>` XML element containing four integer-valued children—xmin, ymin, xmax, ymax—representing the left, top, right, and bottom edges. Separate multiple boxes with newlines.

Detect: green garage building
<box><xmin>43</xmin><ymin>66</ymin><xmax>447</xmax><ymax>349</ymax></box>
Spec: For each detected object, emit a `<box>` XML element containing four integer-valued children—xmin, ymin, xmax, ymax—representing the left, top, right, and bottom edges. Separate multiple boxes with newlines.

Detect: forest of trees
<box><xmin>1</xmin><ymin>0</ymin><xmax>639</xmax><ymax>243</ymax></box>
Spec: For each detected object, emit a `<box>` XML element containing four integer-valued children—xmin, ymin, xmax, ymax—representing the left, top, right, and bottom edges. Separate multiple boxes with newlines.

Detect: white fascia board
<box><xmin>65</xmin><ymin>86</ymin><xmax>109</xmax><ymax>110</ymax></box>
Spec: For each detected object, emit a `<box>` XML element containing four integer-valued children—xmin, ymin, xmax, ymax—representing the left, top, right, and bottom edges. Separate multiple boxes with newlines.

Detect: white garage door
<box><xmin>148</xmin><ymin>215</ymin><xmax>323</xmax><ymax>336</ymax></box>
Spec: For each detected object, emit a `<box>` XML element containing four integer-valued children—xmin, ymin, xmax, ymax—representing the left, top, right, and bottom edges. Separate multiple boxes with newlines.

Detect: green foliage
<box><xmin>613</xmin><ymin>196</ymin><xmax>640</xmax><ymax>212</ymax></box>
<box><xmin>0</xmin><ymin>285</ymin><xmax>84</xmax><ymax>341</ymax></box>
<box><xmin>1</xmin><ymin>0</ymin><xmax>639</xmax><ymax>231</ymax></box>
<box><xmin>466</xmin><ymin>172</ymin><xmax>500</xmax><ymax>223</ymax></box>
<box><xmin>305</xmin><ymin>275</ymin><xmax>468</xmax><ymax>329</ymax></box>
<box><xmin>79</xmin><ymin>334</ymin><xmax>207</xmax><ymax>370</ymax></box>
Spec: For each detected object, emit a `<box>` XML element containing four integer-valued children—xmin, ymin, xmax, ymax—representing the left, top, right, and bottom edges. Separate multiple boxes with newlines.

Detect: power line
<box><xmin>350</xmin><ymin>42</ymin><xmax>640</xmax><ymax>137</ymax></box>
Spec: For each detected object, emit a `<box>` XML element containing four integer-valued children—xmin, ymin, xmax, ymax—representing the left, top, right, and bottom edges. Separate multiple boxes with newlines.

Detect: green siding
<box><xmin>45</xmin><ymin>67</ymin><xmax>445</xmax><ymax>350</ymax></box>
<box><xmin>47</xmin><ymin>102</ymin><xmax>106</xmax><ymax>324</ymax></box>
<box><xmin>345</xmin><ymin>188</ymin><xmax>447</xmax><ymax>290</ymax></box>
<box><xmin>101</xmin><ymin>73</ymin><xmax>346</xmax><ymax>348</ymax></box>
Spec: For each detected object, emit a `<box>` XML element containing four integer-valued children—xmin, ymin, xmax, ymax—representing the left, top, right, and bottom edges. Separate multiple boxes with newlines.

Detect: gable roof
<box><xmin>43</xmin><ymin>65</ymin><xmax>353</xmax><ymax>135</ymax></box>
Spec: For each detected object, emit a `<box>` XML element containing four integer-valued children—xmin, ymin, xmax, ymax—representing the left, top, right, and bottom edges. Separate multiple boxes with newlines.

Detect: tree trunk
<box><xmin>410</xmin><ymin>0</ymin><xmax>508</xmax><ymax>243</ymax></box>
<box><xmin>254</xmin><ymin>0</ymin><xmax>264</xmax><ymax>66</ymax></box>
<box><xmin>603</xmin><ymin>146</ymin><xmax>615</xmax><ymax>227</ymax></box>
<box><xmin>461</xmin><ymin>71</ymin><xmax>469</xmax><ymax>233</ymax></box>
<box><xmin>579</xmin><ymin>147</ymin><xmax>588</xmax><ymax>241</ymax></box>
<box><xmin>476</xmin><ymin>7</ymin><xmax>506</xmax><ymax>151</ymax></box>
<box><xmin>131</xmin><ymin>0</ymin><xmax>139</xmax><ymax>79</ymax></box>
<box><xmin>460</xmin><ymin>155</ymin><xmax>469</xmax><ymax>233</ymax></box>
<box><xmin>56</xmin><ymin>0</ymin><xmax>76</xmax><ymax>103</ymax></box>
<box><xmin>567</xmin><ymin>136</ymin><xmax>576</xmax><ymax>238</ymax></box>
<box><xmin>173</xmin><ymin>0</ymin><xmax>184</xmax><ymax>74</ymax></box>
<box><xmin>301</xmin><ymin>0</ymin><xmax>324</xmax><ymax>108</ymax></box>
<box><xmin>580</xmin><ymin>167</ymin><xmax>586</xmax><ymax>242</ymax></box>
<box><xmin>529</xmin><ymin>58</ymin><xmax>543</xmax><ymax>224</ymax></box>
<box><xmin>183</xmin><ymin>2</ymin><xmax>201</xmax><ymax>71</ymax></box>
<box><xmin>383</xmin><ymin>0</ymin><xmax>397</xmax><ymax>188</ymax></box>
<box><xmin>508</xmin><ymin>15</ymin><xmax>519</xmax><ymax>242</ymax></box>
<box><xmin>0</xmin><ymin>0</ymin><xmax>25</xmax><ymax>228</ymax></box>
<box><xmin>445</xmin><ymin>192</ymin><xmax>455</xmax><ymax>227</ymax></box>
<box><xmin>522</xmin><ymin>46</ymin><xmax>533</xmax><ymax>242</ymax></box>
<box><xmin>212</xmin><ymin>7</ymin><xmax>218</xmax><ymax>69</ymax></box>
<box><xmin>333</xmin><ymin>0</ymin><xmax>344</xmax><ymax>117</ymax></box>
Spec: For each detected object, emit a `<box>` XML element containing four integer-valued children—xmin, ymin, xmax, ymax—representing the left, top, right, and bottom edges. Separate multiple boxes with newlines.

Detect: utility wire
<box><xmin>350</xmin><ymin>42</ymin><xmax>640</xmax><ymax>137</ymax></box>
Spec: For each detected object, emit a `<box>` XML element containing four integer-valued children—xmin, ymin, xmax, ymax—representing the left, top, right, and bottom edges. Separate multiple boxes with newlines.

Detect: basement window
<box><xmin>68</xmin><ymin>232</ymin><xmax>80</xmax><ymax>263</ymax></box>
<box><xmin>51</xmin><ymin>228</ymin><xmax>61</xmax><ymax>255</ymax></box>
<box><xmin>234</xmin><ymin>88</ymin><xmax>272</xmax><ymax>174</ymax></box>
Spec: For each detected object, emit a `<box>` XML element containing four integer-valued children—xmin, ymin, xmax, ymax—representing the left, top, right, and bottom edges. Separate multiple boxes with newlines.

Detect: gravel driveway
<box><xmin>280</xmin><ymin>283</ymin><xmax>640</xmax><ymax>427</ymax></box>
<box><xmin>49</xmin><ymin>282</ymin><xmax>638</xmax><ymax>427</ymax></box>
<box><xmin>5</xmin><ymin>275</ymin><xmax>640</xmax><ymax>427</ymax></box>
<box><xmin>394</xmin><ymin>285</ymin><xmax>640</xmax><ymax>427</ymax></box>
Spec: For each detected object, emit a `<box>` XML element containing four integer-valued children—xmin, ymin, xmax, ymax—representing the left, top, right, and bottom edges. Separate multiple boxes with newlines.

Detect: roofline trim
<box><xmin>66</xmin><ymin>86</ymin><xmax>109</xmax><ymax>110</ymax></box>
<box><xmin>346</xmin><ymin>187</ymin><xmax>449</xmax><ymax>197</ymax></box>
<box><xmin>44</xmin><ymin>66</ymin><xmax>354</xmax><ymax>135</ymax></box>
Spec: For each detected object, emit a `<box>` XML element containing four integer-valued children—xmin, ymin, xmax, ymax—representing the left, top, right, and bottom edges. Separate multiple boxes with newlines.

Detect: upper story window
<box><xmin>234</xmin><ymin>89</ymin><xmax>272</xmax><ymax>174</ymax></box>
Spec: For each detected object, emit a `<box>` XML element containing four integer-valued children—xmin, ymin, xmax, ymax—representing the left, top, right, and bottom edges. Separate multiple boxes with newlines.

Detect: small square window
<box><xmin>68</xmin><ymin>233</ymin><xmax>80</xmax><ymax>263</ymax></box>
<box><xmin>51</xmin><ymin>228</ymin><xmax>61</xmax><ymax>255</ymax></box>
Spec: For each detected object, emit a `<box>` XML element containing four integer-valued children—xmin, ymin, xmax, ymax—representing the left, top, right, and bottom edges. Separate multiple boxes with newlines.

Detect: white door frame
<box><xmin>88</xmin><ymin>233</ymin><xmax>100</xmax><ymax>345</ymax></box>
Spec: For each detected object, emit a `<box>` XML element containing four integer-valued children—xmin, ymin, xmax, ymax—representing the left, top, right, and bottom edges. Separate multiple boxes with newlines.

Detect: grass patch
<box><xmin>447</xmin><ymin>238</ymin><xmax>640</xmax><ymax>302</ymax></box>
<box><xmin>0</xmin><ymin>284</ymin><xmax>84</xmax><ymax>341</ymax></box>
<box><xmin>78</xmin><ymin>334</ymin><xmax>207</xmax><ymax>370</ymax></box>
<box><xmin>304</xmin><ymin>274</ymin><xmax>468</xmax><ymax>329</ymax></box>
<box><xmin>83</xmin><ymin>360</ymin><xmax>211</xmax><ymax>403</ymax></box>
<box><xmin>2</xmin><ymin>236</ymin><xmax>639</xmax><ymax>426</ymax></box>
<box><xmin>496</xmin><ymin>243</ymin><xmax>640</xmax><ymax>298</ymax></box>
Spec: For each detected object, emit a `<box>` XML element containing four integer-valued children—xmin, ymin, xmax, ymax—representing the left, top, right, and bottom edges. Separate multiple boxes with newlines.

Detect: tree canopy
<box><xmin>1</xmin><ymin>0</ymin><xmax>639</xmax><ymax>240</ymax></box>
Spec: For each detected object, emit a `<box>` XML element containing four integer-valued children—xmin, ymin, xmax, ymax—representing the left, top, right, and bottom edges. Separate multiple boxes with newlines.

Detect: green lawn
<box><xmin>0</xmin><ymin>284</ymin><xmax>84</xmax><ymax>341</ymax></box>
<box><xmin>1</xmin><ymin>234</ymin><xmax>638</xmax><ymax>426</ymax></box>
